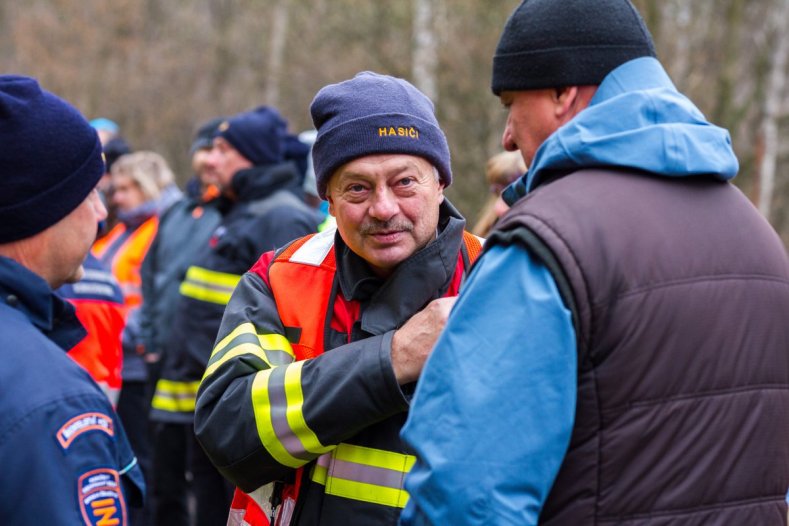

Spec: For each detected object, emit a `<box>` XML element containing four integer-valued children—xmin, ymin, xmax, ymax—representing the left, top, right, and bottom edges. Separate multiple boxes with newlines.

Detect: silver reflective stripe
<box><xmin>317</xmin><ymin>455</ymin><xmax>406</xmax><ymax>489</ymax></box>
<box><xmin>311</xmin><ymin>444</ymin><xmax>415</xmax><ymax>508</ymax></box>
<box><xmin>267</xmin><ymin>367</ymin><xmax>313</xmax><ymax>461</ymax></box>
<box><xmin>264</xmin><ymin>348</ymin><xmax>295</xmax><ymax>366</ymax></box>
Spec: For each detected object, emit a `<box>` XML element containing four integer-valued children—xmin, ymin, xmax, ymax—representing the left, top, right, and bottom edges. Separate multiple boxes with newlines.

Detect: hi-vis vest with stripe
<box><xmin>230</xmin><ymin>228</ymin><xmax>482</xmax><ymax>526</ymax></box>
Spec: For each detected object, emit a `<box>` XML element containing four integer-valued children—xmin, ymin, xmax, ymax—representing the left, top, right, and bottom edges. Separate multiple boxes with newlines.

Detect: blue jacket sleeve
<box><xmin>400</xmin><ymin>244</ymin><xmax>576</xmax><ymax>525</ymax></box>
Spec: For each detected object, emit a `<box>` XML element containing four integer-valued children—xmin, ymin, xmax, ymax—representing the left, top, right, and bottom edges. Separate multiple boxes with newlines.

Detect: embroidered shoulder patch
<box><xmin>78</xmin><ymin>468</ymin><xmax>126</xmax><ymax>526</ymax></box>
<box><xmin>56</xmin><ymin>412</ymin><xmax>114</xmax><ymax>449</ymax></box>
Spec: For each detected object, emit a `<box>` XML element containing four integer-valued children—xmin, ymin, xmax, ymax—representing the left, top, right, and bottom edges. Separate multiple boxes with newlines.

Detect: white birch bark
<box><xmin>265</xmin><ymin>0</ymin><xmax>291</xmax><ymax>107</ymax></box>
<box><xmin>412</xmin><ymin>0</ymin><xmax>438</xmax><ymax>102</ymax></box>
<box><xmin>757</xmin><ymin>0</ymin><xmax>789</xmax><ymax>219</ymax></box>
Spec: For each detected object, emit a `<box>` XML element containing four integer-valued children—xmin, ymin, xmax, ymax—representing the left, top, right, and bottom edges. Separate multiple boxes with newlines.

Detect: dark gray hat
<box><xmin>190</xmin><ymin>117</ymin><xmax>224</xmax><ymax>155</ymax></box>
<box><xmin>492</xmin><ymin>0</ymin><xmax>656</xmax><ymax>95</ymax></box>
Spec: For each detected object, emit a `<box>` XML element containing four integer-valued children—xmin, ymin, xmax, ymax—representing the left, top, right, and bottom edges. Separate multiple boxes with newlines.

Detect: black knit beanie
<box><xmin>0</xmin><ymin>75</ymin><xmax>104</xmax><ymax>243</ymax></box>
<box><xmin>310</xmin><ymin>71</ymin><xmax>451</xmax><ymax>200</ymax></box>
<box><xmin>217</xmin><ymin>106</ymin><xmax>287</xmax><ymax>166</ymax></box>
<box><xmin>492</xmin><ymin>0</ymin><xmax>656</xmax><ymax>94</ymax></box>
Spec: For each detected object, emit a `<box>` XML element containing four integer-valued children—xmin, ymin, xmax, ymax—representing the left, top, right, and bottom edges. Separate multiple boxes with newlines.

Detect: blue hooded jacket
<box><xmin>503</xmin><ymin>56</ymin><xmax>738</xmax><ymax>203</ymax></box>
<box><xmin>401</xmin><ymin>57</ymin><xmax>740</xmax><ymax>526</ymax></box>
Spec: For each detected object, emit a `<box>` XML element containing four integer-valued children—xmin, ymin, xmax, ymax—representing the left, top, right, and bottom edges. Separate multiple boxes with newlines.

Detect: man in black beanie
<box><xmin>402</xmin><ymin>1</ymin><xmax>789</xmax><ymax>524</ymax></box>
<box><xmin>141</xmin><ymin>117</ymin><xmax>223</xmax><ymax>526</ymax></box>
<box><xmin>152</xmin><ymin>106</ymin><xmax>318</xmax><ymax>525</ymax></box>
<box><xmin>194</xmin><ymin>72</ymin><xmax>483</xmax><ymax>525</ymax></box>
<box><xmin>0</xmin><ymin>75</ymin><xmax>144</xmax><ymax>524</ymax></box>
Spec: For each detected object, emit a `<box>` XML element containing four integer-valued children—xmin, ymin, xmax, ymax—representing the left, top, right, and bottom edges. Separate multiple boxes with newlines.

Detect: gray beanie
<box><xmin>310</xmin><ymin>71</ymin><xmax>451</xmax><ymax>200</ymax></box>
<box><xmin>492</xmin><ymin>0</ymin><xmax>656</xmax><ymax>95</ymax></box>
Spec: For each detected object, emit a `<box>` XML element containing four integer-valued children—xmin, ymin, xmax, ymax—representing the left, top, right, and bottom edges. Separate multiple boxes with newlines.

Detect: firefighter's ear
<box><xmin>326</xmin><ymin>194</ymin><xmax>335</xmax><ymax>217</ymax></box>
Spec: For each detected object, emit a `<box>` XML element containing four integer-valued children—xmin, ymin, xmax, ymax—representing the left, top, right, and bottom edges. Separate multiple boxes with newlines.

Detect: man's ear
<box><xmin>554</xmin><ymin>85</ymin><xmax>597</xmax><ymax>123</ymax></box>
<box><xmin>326</xmin><ymin>194</ymin><xmax>335</xmax><ymax>217</ymax></box>
<box><xmin>553</xmin><ymin>86</ymin><xmax>579</xmax><ymax>120</ymax></box>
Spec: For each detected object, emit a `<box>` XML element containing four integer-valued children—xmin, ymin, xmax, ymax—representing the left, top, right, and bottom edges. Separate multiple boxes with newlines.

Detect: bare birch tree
<box><xmin>412</xmin><ymin>0</ymin><xmax>438</xmax><ymax>101</ymax></box>
<box><xmin>265</xmin><ymin>0</ymin><xmax>292</xmax><ymax>107</ymax></box>
<box><xmin>757</xmin><ymin>0</ymin><xmax>789</xmax><ymax>219</ymax></box>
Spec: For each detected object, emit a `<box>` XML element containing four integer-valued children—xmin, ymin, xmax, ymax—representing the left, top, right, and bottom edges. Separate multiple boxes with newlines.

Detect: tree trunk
<box><xmin>757</xmin><ymin>0</ymin><xmax>789</xmax><ymax>219</ymax></box>
<box><xmin>265</xmin><ymin>0</ymin><xmax>291</xmax><ymax>107</ymax></box>
<box><xmin>412</xmin><ymin>0</ymin><xmax>438</xmax><ymax>101</ymax></box>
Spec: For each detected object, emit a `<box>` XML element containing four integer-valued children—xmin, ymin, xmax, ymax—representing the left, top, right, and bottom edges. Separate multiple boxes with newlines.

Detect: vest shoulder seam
<box><xmin>603</xmin><ymin>383</ymin><xmax>789</xmax><ymax>414</ymax></box>
<box><xmin>602</xmin><ymin>273</ymin><xmax>789</xmax><ymax>306</ymax></box>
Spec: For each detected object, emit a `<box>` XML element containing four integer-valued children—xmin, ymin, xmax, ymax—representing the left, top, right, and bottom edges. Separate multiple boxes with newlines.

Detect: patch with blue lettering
<box><xmin>56</xmin><ymin>412</ymin><xmax>114</xmax><ymax>449</ymax></box>
<box><xmin>78</xmin><ymin>468</ymin><xmax>126</xmax><ymax>525</ymax></box>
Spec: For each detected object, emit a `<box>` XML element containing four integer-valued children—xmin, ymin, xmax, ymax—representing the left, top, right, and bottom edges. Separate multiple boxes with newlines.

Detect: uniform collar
<box><xmin>231</xmin><ymin>161</ymin><xmax>300</xmax><ymax>202</ymax></box>
<box><xmin>335</xmin><ymin>200</ymin><xmax>465</xmax><ymax>335</ymax></box>
<box><xmin>0</xmin><ymin>256</ymin><xmax>86</xmax><ymax>351</ymax></box>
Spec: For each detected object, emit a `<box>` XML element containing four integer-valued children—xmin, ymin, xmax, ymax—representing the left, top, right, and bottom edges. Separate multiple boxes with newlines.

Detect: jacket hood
<box><xmin>503</xmin><ymin>57</ymin><xmax>739</xmax><ymax>204</ymax></box>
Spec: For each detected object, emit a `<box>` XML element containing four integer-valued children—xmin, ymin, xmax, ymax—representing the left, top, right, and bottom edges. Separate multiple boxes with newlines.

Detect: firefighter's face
<box><xmin>326</xmin><ymin>154</ymin><xmax>444</xmax><ymax>278</ymax></box>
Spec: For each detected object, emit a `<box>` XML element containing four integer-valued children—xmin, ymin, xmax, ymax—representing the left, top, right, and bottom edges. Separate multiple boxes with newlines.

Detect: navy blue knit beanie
<box><xmin>310</xmin><ymin>71</ymin><xmax>451</xmax><ymax>200</ymax></box>
<box><xmin>190</xmin><ymin>117</ymin><xmax>224</xmax><ymax>155</ymax></box>
<box><xmin>217</xmin><ymin>106</ymin><xmax>287</xmax><ymax>166</ymax></box>
<box><xmin>0</xmin><ymin>76</ymin><xmax>104</xmax><ymax>243</ymax></box>
<box><xmin>491</xmin><ymin>0</ymin><xmax>656</xmax><ymax>94</ymax></box>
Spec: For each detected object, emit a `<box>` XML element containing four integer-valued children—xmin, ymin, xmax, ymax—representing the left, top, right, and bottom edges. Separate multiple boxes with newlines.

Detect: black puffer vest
<box><xmin>490</xmin><ymin>169</ymin><xmax>789</xmax><ymax>525</ymax></box>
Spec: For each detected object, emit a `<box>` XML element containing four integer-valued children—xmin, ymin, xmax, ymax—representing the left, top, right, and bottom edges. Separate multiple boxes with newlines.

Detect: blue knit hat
<box><xmin>310</xmin><ymin>71</ymin><xmax>451</xmax><ymax>200</ymax></box>
<box><xmin>217</xmin><ymin>106</ymin><xmax>287</xmax><ymax>166</ymax></box>
<box><xmin>0</xmin><ymin>76</ymin><xmax>104</xmax><ymax>243</ymax></box>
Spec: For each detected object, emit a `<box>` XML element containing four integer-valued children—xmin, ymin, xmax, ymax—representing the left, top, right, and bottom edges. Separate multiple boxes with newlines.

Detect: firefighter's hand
<box><xmin>391</xmin><ymin>296</ymin><xmax>457</xmax><ymax>385</ymax></box>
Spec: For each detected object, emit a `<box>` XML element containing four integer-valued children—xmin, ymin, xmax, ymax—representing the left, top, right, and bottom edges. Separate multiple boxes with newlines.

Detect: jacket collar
<box><xmin>335</xmin><ymin>199</ymin><xmax>466</xmax><ymax>335</ymax></box>
<box><xmin>231</xmin><ymin>161</ymin><xmax>301</xmax><ymax>202</ymax></box>
<box><xmin>0</xmin><ymin>256</ymin><xmax>86</xmax><ymax>351</ymax></box>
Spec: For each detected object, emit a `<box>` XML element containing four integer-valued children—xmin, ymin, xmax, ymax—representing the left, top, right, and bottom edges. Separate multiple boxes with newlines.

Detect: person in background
<box><xmin>142</xmin><ymin>118</ymin><xmax>224</xmax><ymax>526</ymax></box>
<box><xmin>194</xmin><ymin>71</ymin><xmax>483</xmax><ymax>526</ymax></box>
<box><xmin>92</xmin><ymin>150</ymin><xmax>182</xmax><ymax>526</ymax></box>
<box><xmin>154</xmin><ymin>105</ymin><xmax>318</xmax><ymax>526</ymax></box>
<box><xmin>91</xmin><ymin>117</ymin><xmax>121</xmax><ymax>145</ymax></box>
<box><xmin>90</xmin><ymin>117</ymin><xmax>132</xmax><ymax>236</ymax></box>
<box><xmin>297</xmin><ymin>129</ymin><xmax>335</xmax><ymax>232</ymax></box>
<box><xmin>401</xmin><ymin>0</ymin><xmax>789</xmax><ymax>524</ymax></box>
<box><xmin>0</xmin><ymin>74</ymin><xmax>144</xmax><ymax>525</ymax></box>
<box><xmin>57</xmin><ymin>252</ymin><xmax>126</xmax><ymax>406</ymax></box>
<box><xmin>470</xmin><ymin>150</ymin><xmax>526</xmax><ymax>237</ymax></box>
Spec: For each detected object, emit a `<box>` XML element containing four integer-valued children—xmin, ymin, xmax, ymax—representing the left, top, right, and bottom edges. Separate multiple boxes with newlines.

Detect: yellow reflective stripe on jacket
<box><xmin>151</xmin><ymin>379</ymin><xmax>202</xmax><ymax>413</ymax></box>
<box><xmin>311</xmin><ymin>443</ymin><xmax>415</xmax><ymax>508</ymax></box>
<box><xmin>250</xmin><ymin>362</ymin><xmax>333</xmax><ymax>469</ymax></box>
<box><xmin>203</xmin><ymin>323</ymin><xmax>295</xmax><ymax>381</ymax></box>
<box><xmin>179</xmin><ymin>266</ymin><xmax>241</xmax><ymax>305</ymax></box>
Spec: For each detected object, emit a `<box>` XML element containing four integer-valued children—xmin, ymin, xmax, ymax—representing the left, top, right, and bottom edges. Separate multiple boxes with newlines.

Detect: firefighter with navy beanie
<box><xmin>0</xmin><ymin>75</ymin><xmax>144</xmax><ymax>525</ymax></box>
<box><xmin>193</xmin><ymin>72</ymin><xmax>483</xmax><ymax>526</ymax></box>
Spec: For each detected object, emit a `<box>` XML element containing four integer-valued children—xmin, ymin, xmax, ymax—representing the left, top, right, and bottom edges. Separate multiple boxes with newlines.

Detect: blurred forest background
<box><xmin>2</xmin><ymin>0</ymin><xmax>788</xmax><ymax>246</ymax></box>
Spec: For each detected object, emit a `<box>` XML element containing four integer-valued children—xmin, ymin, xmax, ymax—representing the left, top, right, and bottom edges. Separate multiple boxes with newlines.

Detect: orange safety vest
<box><xmin>227</xmin><ymin>229</ymin><xmax>482</xmax><ymax>525</ymax></box>
<box><xmin>92</xmin><ymin>217</ymin><xmax>159</xmax><ymax>308</ymax></box>
<box><xmin>67</xmin><ymin>297</ymin><xmax>126</xmax><ymax>406</ymax></box>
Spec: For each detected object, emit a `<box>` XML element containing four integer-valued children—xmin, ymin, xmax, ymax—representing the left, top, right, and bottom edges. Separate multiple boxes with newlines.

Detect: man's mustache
<box><xmin>360</xmin><ymin>219</ymin><xmax>414</xmax><ymax>235</ymax></box>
